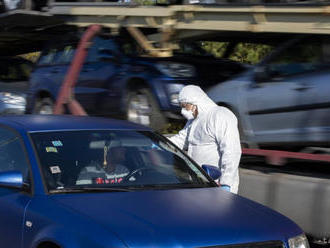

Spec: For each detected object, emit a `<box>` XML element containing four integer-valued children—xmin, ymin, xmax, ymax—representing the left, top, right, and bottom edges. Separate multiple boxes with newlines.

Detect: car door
<box><xmin>75</xmin><ymin>36</ymin><xmax>121</xmax><ymax>115</ymax></box>
<box><xmin>245</xmin><ymin>37</ymin><xmax>323</xmax><ymax>144</ymax></box>
<box><xmin>0</xmin><ymin>127</ymin><xmax>32</xmax><ymax>247</ymax></box>
<box><xmin>293</xmin><ymin>37</ymin><xmax>330</xmax><ymax>143</ymax></box>
<box><xmin>31</xmin><ymin>46</ymin><xmax>68</xmax><ymax>100</ymax></box>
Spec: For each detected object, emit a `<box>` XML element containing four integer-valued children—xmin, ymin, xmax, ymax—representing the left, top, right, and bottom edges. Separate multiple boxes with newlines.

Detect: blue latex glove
<box><xmin>221</xmin><ymin>185</ymin><xmax>231</xmax><ymax>192</ymax></box>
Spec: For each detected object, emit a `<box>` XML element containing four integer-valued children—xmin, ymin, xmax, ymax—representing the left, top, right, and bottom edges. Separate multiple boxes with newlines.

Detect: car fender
<box><xmin>25</xmin><ymin>198</ymin><xmax>128</xmax><ymax>248</ymax></box>
<box><xmin>31</xmin><ymin>225</ymin><xmax>103</xmax><ymax>248</ymax></box>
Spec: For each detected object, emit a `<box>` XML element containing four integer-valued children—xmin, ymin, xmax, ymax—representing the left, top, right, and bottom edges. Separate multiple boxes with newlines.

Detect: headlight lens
<box><xmin>156</xmin><ymin>62</ymin><xmax>195</xmax><ymax>78</ymax></box>
<box><xmin>170</xmin><ymin>93</ymin><xmax>179</xmax><ymax>106</ymax></box>
<box><xmin>0</xmin><ymin>92</ymin><xmax>26</xmax><ymax>106</ymax></box>
<box><xmin>289</xmin><ymin>234</ymin><xmax>310</xmax><ymax>248</ymax></box>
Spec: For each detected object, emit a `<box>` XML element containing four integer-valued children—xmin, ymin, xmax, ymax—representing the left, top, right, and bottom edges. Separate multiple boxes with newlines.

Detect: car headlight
<box><xmin>289</xmin><ymin>234</ymin><xmax>310</xmax><ymax>248</ymax></box>
<box><xmin>0</xmin><ymin>92</ymin><xmax>26</xmax><ymax>106</ymax></box>
<box><xmin>156</xmin><ymin>62</ymin><xmax>195</xmax><ymax>78</ymax></box>
<box><xmin>170</xmin><ymin>93</ymin><xmax>179</xmax><ymax>106</ymax></box>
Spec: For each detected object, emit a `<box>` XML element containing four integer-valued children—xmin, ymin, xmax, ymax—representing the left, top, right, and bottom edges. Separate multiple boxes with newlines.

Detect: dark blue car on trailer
<box><xmin>0</xmin><ymin>115</ymin><xmax>308</xmax><ymax>248</ymax></box>
<box><xmin>25</xmin><ymin>34</ymin><xmax>246</xmax><ymax>130</ymax></box>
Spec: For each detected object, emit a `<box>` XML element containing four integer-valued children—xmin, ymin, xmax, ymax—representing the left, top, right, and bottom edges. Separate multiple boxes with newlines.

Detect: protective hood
<box><xmin>178</xmin><ymin>85</ymin><xmax>217</xmax><ymax>116</ymax></box>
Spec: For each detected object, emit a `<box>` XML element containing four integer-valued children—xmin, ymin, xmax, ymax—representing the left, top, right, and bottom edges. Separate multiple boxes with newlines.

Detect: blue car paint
<box><xmin>26</xmin><ymin>47</ymin><xmax>190</xmax><ymax>118</ymax></box>
<box><xmin>0</xmin><ymin>115</ymin><xmax>303</xmax><ymax>248</ymax></box>
<box><xmin>26</xmin><ymin>36</ymin><xmax>246</xmax><ymax>122</ymax></box>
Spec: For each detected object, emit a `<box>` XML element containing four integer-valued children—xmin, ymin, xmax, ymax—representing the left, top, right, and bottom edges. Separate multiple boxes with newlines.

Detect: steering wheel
<box><xmin>123</xmin><ymin>167</ymin><xmax>153</xmax><ymax>182</ymax></box>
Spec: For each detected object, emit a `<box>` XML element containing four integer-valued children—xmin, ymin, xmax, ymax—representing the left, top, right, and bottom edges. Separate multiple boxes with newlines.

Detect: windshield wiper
<box><xmin>49</xmin><ymin>183</ymin><xmax>216</xmax><ymax>194</ymax></box>
<box><xmin>49</xmin><ymin>186</ymin><xmax>133</xmax><ymax>194</ymax></box>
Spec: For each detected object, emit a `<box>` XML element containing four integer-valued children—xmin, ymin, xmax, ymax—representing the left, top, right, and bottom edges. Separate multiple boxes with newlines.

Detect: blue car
<box><xmin>0</xmin><ymin>115</ymin><xmax>308</xmax><ymax>248</ymax></box>
<box><xmin>25</xmin><ymin>34</ymin><xmax>245</xmax><ymax>130</ymax></box>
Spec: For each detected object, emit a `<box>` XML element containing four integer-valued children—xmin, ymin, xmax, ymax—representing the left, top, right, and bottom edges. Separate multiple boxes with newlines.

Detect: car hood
<box><xmin>51</xmin><ymin>187</ymin><xmax>302</xmax><ymax>247</ymax></box>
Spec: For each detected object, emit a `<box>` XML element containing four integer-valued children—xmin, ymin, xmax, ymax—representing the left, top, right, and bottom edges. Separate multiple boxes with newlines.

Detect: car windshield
<box><xmin>31</xmin><ymin>130</ymin><xmax>214</xmax><ymax>193</ymax></box>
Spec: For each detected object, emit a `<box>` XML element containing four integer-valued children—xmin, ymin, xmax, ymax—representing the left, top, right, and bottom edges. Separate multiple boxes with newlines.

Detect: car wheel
<box><xmin>126</xmin><ymin>88</ymin><xmax>167</xmax><ymax>131</ymax></box>
<box><xmin>33</xmin><ymin>97</ymin><xmax>54</xmax><ymax>115</ymax></box>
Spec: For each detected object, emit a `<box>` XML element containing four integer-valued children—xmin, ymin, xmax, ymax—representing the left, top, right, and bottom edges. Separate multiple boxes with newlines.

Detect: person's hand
<box><xmin>221</xmin><ymin>185</ymin><xmax>231</xmax><ymax>192</ymax></box>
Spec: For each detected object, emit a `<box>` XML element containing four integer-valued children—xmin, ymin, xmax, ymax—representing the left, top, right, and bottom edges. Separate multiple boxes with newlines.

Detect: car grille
<box><xmin>202</xmin><ymin>240</ymin><xmax>284</xmax><ymax>248</ymax></box>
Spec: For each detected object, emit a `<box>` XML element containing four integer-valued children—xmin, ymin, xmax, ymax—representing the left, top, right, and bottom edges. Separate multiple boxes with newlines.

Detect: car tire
<box><xmin>33</xmin><ymin>97</ymin><xmax>54</xmax><ymax>115</ymax></box>
<box><xmin>126</xmin><ymin>88</ymin><xmax>167</xmax><ymax>131</ymax></box>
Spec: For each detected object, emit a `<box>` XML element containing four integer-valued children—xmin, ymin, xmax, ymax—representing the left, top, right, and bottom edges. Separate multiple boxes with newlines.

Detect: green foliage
<box><xmin>132</xmin><ymin>0</ymin><xmax>155</xmax><ymax>5</ymax></box>
<box><xmin>201</xmin><ymin>41</ymin><xmax>229</xmax><ymax>58</ymax></box>
<box><xmin>20</xmin><ymin>52</ymin><xmax>41</xmax><ymax>63</ymax></box>
<box><xmin>201</xmin><ymin>41</ymin><xmax>273</xmax><ymax>65</ymax></box>
<box><xmin>160</xmin><ymin>120</ymin><xmax>185</xmax><ymax>134</ymax></box>
<box><xmin>229</xmin><ymin>43</ymin><xmax>273</xmax><ymax>64</ymax></box>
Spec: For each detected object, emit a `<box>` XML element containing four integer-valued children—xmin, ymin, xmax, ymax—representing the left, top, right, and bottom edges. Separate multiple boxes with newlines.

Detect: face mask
<box><xmin>181</xmin><ymin>108</ymin><xmax>195</xmax><ymax>120</ymax></box>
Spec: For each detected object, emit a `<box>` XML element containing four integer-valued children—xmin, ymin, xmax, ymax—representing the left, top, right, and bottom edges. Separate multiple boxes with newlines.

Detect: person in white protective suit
<box><xmin>169</xmin><ymin>85</ymin><xmax>241</xmax><ymax>194</ymax></box>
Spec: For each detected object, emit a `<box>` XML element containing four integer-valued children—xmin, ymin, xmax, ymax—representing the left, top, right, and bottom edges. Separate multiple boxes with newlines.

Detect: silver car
<box><xmin>207</xmin><ymin>35</ymin><xmax>330</xmax><ymax>148</ymax></box>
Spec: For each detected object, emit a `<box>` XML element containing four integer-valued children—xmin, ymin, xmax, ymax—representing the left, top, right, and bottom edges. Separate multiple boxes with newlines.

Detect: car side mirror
<box><xmin>0</xmin><ymin>171</ymin><xmax>25</xmax><ymax>189</ymax></box>
<box><xmin>202</xmin><ymin>165</ymin><xmax>221</xmax><ymax>181</ymax></box>
<box><xmin>254</xmin><ymin>66</ymin><xmax>269</xmax><ymax>83</ymax></box>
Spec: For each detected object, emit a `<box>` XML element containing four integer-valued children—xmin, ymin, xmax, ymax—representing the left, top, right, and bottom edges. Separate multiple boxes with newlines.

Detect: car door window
<box><xmin>38</xmin><ymin>48</ymin><xmax>58</xmax><ymax>66</ymax></box>
<box><xmin>0</xmin><ymin>127</ymin><xmax>30</xmax><ymax>182</ymax></box>
<box><xmin>0</xmin><ymin>62</ymin><xmax>19</xmax><ymax>81</ymax></box>
<box><xmin>267</xmin><ymin>38</ymin><xmax>324</xmax><ymax>78</ymax></box>
<box><xmin>54</xmin><ymin>45</ymin><xmax>77</xmax><ymax>65</ymax></box>
<box><xmin>0</xmin><ymin>59</ymin><xmax>32</xmax><ymax>81</ymax></box>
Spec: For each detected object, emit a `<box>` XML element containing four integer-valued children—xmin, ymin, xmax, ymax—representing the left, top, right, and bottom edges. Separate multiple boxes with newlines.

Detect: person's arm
<box><xmin>168</xmin><ymin>121</ymin><xmax>191</xmax><ymax>150</ymax></box>
<box><xmin>213</xmin><ymin>110</ymin><xmax>242</xmax><ymax>192</ymax></box>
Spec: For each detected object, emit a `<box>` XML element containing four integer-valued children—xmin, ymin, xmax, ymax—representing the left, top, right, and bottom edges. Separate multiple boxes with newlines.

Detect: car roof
<box><xmin>0</xmin><ymin>115</ymin><xmax>151</xmax><ymax>133</ymax></box>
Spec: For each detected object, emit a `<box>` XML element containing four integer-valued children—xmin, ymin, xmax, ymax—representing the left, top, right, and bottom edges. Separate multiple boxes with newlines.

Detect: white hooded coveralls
<box><xmin>170</xmin><ymin>85</ymin><xmax>242</xmax><ymax>194</ymax></box>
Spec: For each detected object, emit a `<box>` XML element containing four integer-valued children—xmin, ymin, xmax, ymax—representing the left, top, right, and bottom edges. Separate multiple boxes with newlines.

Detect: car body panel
<box><xmin>49</xmin><ymin>188</ymin><xmax>301</xmax><ymax>247</ymax></box>
<box><xmin>207</xmin><ymin>35</ymin><xmax>330</xmax><ymax>147</ymax></box>
<box><xmin>26</xmin><ymin>36</ymin><xmax>246</xmax><ymax>122</ymax></box>
<box><xmin>0</xmin><ymin>188</ymin><xmax>31</xmax><ymax>248</ymax></box>
<box><xmin>0</xmin><ymin>115</ymin><xmax>304</xmax><ymax>247</ymax></box>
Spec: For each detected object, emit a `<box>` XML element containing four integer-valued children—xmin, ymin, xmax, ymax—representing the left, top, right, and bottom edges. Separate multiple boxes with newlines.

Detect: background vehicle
<box><xmin>207</xmin><ymin>35</ymin><xmax>330</xmax><ymax>149</ymax></box>
<box><xmin>26</xmin><ymin>33</ymin><xmax>245</xmax><ymax>130</ymax></box>
<box><xmin>0</xmin><ymin>114</ymin><xmax>309</xmax><ymax>248</ymax></box>
<box><xmin>0</xmin><ymin>57</ymin><xmax>32</xmax><ymax>115</ymax></box>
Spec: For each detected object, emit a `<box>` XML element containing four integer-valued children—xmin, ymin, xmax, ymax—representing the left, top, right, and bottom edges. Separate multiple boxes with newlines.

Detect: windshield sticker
<box><xmin>52</xmin><ymin>141</ymin><xmax>63</xmax><ymax>147</ymax></box>
<box><xmin>46</xmin><ymin>147</ymin><xmax>58</xmax><ymax>153</ymax></box>
<box><xmin>50</xmin><ymin>166</ymin><xmax>61</xmax><ymax>174</ymax></box>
